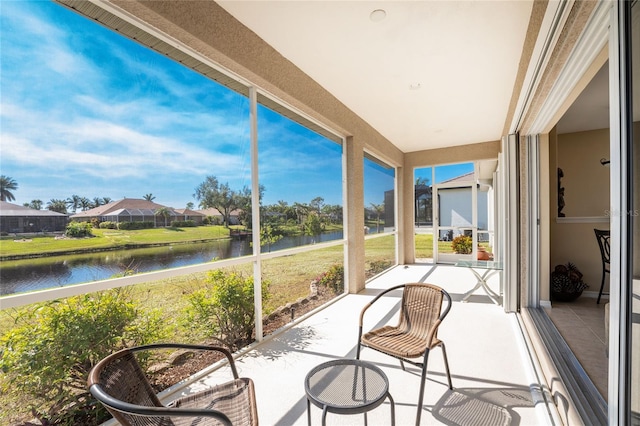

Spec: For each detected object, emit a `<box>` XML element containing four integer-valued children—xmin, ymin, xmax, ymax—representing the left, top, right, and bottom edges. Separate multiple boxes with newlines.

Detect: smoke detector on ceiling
<box><xmin>370</xmin><ymin>9</ymin><xmax>387</xmax><ymax>22</ymax></box>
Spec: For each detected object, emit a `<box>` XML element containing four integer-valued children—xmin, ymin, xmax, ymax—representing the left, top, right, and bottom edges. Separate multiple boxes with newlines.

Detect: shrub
<box><xmin>183</xmin><ymin>270</ymin><xmax>270</xmax><ymax>351</ymax></box>
<box><xmin>367</xmin><ymin>259</ymin><xmax>393</xmax><ymax>276</ymax></box>
<box><xmin>0</xmin><ymin>288</ymin><xmax>166</xmax><ymax>425</ymax></box>
<box><xmin>117</xmin><ymin>221</ymin><xmax>154</xmax><ymax>230</ymax></box>
<box><xmin>170</xmin><ymin>220</ymin><xmax>196</xmax><ymax>228</ymax></box>
<box><xmin>316</xmin><ymin>264</ymin><xmax>344</xmax><ymax>293</ymax></box>
<box><xmin>451</xmin><ymin>235</ymin><xmax>472</xmax><ymax>254</ymax></box>
<box><xmin>65</xmin><ymin>221</ymin><xmax>93</xmax><ymax>238</ymax></box>
<box><xmin>203</xmin><ymin>216</ymin><xmax>221</xmax><ymax>226</ymax></box>
<box><xmin>98</xmin><ymin>221</ymin><xmax>117</xmax><ymax>229</ymax></box>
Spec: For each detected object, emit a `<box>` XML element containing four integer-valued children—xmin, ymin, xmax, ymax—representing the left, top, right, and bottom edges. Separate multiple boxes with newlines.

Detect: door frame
<box><xmin>432</xmin><ymin>181</ymin><xmax>478</xmax><ymax>263</ymax></box>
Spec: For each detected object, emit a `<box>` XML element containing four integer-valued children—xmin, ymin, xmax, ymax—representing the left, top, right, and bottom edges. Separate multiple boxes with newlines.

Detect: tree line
<box><xmin>0</xmin><ymin>175</ymin><xmax>351</xmax><ymax>230</ymax></box>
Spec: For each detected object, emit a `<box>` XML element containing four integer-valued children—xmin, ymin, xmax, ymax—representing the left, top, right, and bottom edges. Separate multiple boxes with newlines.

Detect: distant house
<box><xmin>70</xmin><ymin>198</ymin><xmax>178</xmax><ymax>227</ymax></box>
<box><xmin>0</xmin><ymin>201</ymin><xmax>68</xmax><ymax>234</ymax></box>
<box><xmin>197</xmin><ymin>208</ymin><xmax>241</xmax><ymax>225</ymax></box>
<box><xmin>173</xmin><ymin>208</ymin><xmax>206</xmax><ymax>224</ymax></box>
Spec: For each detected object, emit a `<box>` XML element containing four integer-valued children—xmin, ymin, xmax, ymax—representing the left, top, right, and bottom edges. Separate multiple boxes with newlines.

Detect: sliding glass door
<box><xmin>612</xmin><ymin>1</ymin><xmax>639</xmax><ymax>423</ymax></box>
<box><xmin>628</xmin><ymin>1</ymin><xmax>639</xmax><ymax>422</ymax></box>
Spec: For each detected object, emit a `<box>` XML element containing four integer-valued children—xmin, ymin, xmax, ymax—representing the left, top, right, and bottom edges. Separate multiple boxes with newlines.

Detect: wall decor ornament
<box><xmin>558</xmin><ymin>168</ymin><xmax>565</xmax><ymax>217</ymax></box>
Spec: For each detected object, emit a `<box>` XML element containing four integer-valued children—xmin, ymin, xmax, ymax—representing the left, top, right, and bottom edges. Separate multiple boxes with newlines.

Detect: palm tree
<box><xmin>79</xmin><ymin>197</ymin><xmax>92</xmax><ymax>211</ymax></box>
<box><xmin>47</xmin><ymin>199</ymin><xmax>68</xmax><ymax>214</ymax></box>
<box><xmin>370</xmin><ymin>202</ymin><xmax>385</xmax><ymax>232</ymax></box>
<box><xmin>276</xmin><ymin>200</ymin><xmax>289</xmax><ymax>213</ymax></box>
<box><xmin>0</xmin><ymin>175</ymin><xmax>18</xmax><ymax>202</ymax></box>
<box><xmin>92</xmin><ymin>197</ymin><xmax>104</xmax><ymax>208</ymax></box>
<box><xmin>102</xmin><ymin>197</ymin><xmax>112</xmax><ymax>205</ymax></box>
<box><xmin>155</xmin><ymin>207</ymin><xmax>171</xmax><ymax>227</ymax></box>
<box><xmin>24</xmin><ymin>199</ymin><xmax>43</xmax><ymax>210</ymax></box>
<box><xmin>66</xmin><ymin>195</ymin><xmax>81</xmax><ymax>213</ymax></box>
<box><xmin>143</xmin><ymin>193</ymin><xmax>155</xmax><ymax>202</ymax></box>
<box><xmin>415</xmin><ymin>176</ymin><xmax>430</xmax><ymax>186</ymax></box>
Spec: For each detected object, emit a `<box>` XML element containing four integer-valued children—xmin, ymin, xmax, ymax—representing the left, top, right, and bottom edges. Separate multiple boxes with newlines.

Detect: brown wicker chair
<box><xmin>356</xmin><ymin>283</ymin><xmax>453</xmax><ymax>426</ymax></box>
<box><xmin>87</xmin><ymin>343</ymin><xmax>258</xmax><ymax>426</ymax></box>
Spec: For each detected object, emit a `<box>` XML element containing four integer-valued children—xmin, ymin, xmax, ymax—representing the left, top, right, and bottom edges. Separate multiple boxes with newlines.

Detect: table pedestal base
<box><xmin>461</xmin><ymin>268</ymin><xmax>501</xmax><ymax>304</ymax></box>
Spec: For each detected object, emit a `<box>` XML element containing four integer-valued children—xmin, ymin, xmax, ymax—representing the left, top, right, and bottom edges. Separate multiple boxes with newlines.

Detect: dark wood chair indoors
<box><xmin>87</xmin><ymin>343</ymin><xmax>258</xmax><ymax>426</ymax></box>
<box><xmin>356</xmin><ymin>283</ymin><xmax>453</xmax><ymax>426</ymax></box>
<box><xmin>594</xmin><ymin>229</ymin><xmax>611</xmax><ymax>304</ymax></box>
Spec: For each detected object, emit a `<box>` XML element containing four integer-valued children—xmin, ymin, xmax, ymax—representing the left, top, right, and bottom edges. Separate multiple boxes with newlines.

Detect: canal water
<box><xmin>0</xmin><ymin>231</ymin><xmax>344</xmax><ymax>296</ymax></box>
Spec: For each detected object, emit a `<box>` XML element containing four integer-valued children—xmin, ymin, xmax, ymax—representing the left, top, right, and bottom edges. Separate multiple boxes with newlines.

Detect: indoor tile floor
<box><xmin>544</xmin><ymin>296</ymin><xmax>609</xmax><ymax>399</ymax></box>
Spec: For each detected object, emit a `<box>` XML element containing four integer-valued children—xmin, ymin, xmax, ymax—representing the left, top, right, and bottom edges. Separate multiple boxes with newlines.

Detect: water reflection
<box><xmin>0</xmin><ymin>231</ymin><xmax>345</xmax><ymax>295</ymax></box>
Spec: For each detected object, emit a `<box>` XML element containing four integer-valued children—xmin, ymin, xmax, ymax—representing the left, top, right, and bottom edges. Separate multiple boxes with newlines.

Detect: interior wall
<box><xmin>551</xmin><ymin>127</ymin><xmax>610</xmax><ymax>297</ymax></box>
<box><xmin>557</xmin><ymin>128</ymin><xmax>610</xmax><ymax>217</ymax></box>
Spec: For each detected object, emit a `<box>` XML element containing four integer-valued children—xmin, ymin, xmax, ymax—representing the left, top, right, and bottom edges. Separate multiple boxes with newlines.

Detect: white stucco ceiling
<box><xmin>217</xmin><ymin>1</ymin><xmax>534</xmax><ymax>153</ymax></box>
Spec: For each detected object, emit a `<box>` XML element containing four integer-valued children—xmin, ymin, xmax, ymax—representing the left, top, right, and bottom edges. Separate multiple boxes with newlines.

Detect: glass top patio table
<box><xmin>455</xmin><ymin>260</ymin><xmax>503</xmax><ymax>304</ymax></box>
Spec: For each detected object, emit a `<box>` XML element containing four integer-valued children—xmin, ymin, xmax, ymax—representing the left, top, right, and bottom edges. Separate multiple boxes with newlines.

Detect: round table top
<box><xmin>304</xmin><ymin>358</ymin><xmax>389</xmax><ymax>414</ymax></box>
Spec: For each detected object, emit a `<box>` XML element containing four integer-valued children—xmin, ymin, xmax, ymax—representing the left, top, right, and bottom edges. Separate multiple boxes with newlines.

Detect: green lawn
<box><xmin>414</xmin><ymin>233</ymin><xmax>492</xmax><ymax>258</ymax></box>
<box><xmin>0</xmin><ymin>226</ymin><xmax>230</xmax><ymax>258</ymax></box>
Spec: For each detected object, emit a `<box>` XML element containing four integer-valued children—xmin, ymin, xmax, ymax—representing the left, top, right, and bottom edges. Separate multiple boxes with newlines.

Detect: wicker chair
<box><xmin>594</xmin><ymin>229</ymin><xmax>611</xmax><ymax>304</ymax></box>
<box><xmin>356</xmin><ymin>283</ymin><xmax>453</xmax><ymax>426</ymax></box>
<box><xmin>87</xmin><ymin>343</ymin><xmax>258</xmax><ymax>426</ymax></box>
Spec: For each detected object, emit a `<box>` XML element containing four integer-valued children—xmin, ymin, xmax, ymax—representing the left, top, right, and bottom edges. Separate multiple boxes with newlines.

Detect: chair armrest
<box><xmin>128</xmin><ymin>343</ymin><xmax>239</xmax><ymax>379</ymax></box>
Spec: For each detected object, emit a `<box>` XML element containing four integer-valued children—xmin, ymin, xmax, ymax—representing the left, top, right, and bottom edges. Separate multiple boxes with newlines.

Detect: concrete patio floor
<box><xmin>174</xmin><ymin>263</ymin><xmax>560</xmax><ymax>425</ymax></box>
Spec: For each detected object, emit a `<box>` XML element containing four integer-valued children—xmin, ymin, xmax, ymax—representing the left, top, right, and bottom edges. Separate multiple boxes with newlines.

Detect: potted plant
<box><xmin>477</xmin><ymin>245</ymin><xmax>492</xmax><ymax>260</ymax></box>
<box><xmin>551</xmin><ymin>262</ymin><xmax>588</xmax><ymax>302</ymax></box>
<box><xmin>451</xmin><ymin>235</ymin><xmax>472</xmax><ymax>254</ymax></box>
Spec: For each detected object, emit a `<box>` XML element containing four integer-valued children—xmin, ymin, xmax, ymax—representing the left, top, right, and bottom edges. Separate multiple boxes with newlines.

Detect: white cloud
<box><xmin>1</xmin><ymin>101</ymin><xmax>246</xmax><ymax>179</ymax></box>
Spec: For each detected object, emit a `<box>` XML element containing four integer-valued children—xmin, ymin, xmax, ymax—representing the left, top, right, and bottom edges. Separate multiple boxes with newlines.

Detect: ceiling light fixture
<box><xmin>370</xmin><ymin>9</ymin><xmax>386</xmax><ymax>22</ymax></box>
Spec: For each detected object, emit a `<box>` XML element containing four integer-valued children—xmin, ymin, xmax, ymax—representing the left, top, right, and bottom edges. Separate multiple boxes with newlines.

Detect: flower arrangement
<box><xmin>551</xmin><ymin>262</ymin><xmax>588</xmax><ymax>302</ymax></box>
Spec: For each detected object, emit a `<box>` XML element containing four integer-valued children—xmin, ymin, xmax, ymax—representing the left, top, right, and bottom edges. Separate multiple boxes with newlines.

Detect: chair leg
<box><xmin>415</xmin><ymin>349</ymin><xmax>431</xmax><ymax>426</ymax></box>
<box><xmin>439</xmin><ymin>342</ymin><xmax>453</xmax><ymax>390</ymax></box>
<box><xmin>597</xmin><ymin>269</ymin><xmax>606</xmax><ymax>304</ymax></box>
<box><xmin>399</xmin><ymin>359</ymin><xmax>406</xmax><ymax>371</ymax></box>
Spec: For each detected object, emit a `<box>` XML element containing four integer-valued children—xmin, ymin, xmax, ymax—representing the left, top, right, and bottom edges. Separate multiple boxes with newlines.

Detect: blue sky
<box><xmin>0</xmin><ymin>1</ymin><xmax>356</xmax><ymax>209</ymax></box>
<box><xmin>414</xmin><ymin>163</ymin><xmax>474</xmax><ymax>185</ymax></box>
<box><xmin>1</xmin><ymin>1</ymin><xmax>464</xmax><ymax>212</ymax></box>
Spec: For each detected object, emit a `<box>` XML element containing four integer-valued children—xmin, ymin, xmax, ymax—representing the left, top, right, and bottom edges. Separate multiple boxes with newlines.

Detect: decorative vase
<box><xmin>477</xmin><ymin>247</ymin><xmax>491</xmax><ymax>260</ymax></box>
<box><xmin>550</xmin><ymin>262</ymin><xmax>588</xmax><ymax>302</ymax></box>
